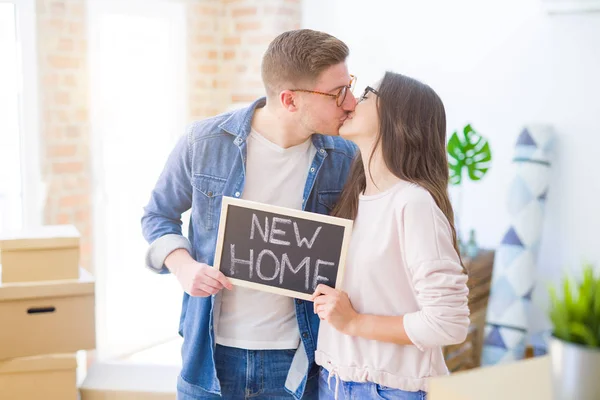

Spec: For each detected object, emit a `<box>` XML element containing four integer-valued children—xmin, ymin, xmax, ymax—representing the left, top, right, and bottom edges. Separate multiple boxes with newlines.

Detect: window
<box><xmin>88</xmin><ymin>0</ymin><xmax>187</xmax><ymax>360</ymax></box>
<box><xmin>0</xmin><ymin>0</ymin><xmax>40</xmax><ymax>233</ymax></box>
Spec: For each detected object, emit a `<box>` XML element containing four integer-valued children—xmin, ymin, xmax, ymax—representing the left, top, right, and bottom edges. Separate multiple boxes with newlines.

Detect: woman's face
<box><xmin>338</xmin><ymin>86</ymin><xmax>380</xmax><ymax>144</ymax></box>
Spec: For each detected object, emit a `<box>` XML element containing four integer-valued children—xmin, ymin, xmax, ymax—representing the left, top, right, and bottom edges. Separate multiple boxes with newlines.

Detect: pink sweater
<box><xmin>315</xmin><ymin>181</ymin><xmax>470</xmax><ymax>392</ymax></box>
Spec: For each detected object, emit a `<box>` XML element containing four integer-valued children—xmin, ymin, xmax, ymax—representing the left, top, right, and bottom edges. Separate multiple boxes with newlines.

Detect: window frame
<box><xmin>0</xmin><ymin>0</ymin><xmax>42</xmax><ymax>230</ymax></box>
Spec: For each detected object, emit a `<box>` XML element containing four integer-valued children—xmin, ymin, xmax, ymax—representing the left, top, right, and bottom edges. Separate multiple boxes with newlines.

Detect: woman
<box><xmin>312</xmin><ymin>71</ymin><xmax>470</xmax><ymax>400</ymax></box>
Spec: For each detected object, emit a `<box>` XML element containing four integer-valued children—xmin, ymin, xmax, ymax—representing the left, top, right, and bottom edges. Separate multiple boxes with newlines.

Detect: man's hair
<box><xmin>261</xmin><ymin>29</ymin><xmax>349</xmax><ymax>97</ymax></box>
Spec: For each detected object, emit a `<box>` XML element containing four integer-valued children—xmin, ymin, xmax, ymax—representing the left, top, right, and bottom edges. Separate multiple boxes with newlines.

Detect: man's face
<box><xmin>297</xmin><ymin>63</ymin><xmax>357</xmax><ymax>136</ymax></box>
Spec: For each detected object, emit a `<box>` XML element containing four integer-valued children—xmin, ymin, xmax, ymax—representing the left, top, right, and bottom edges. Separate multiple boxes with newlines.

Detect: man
<box><xmin>142</xmin><ymin>29</ymin><xmax>357</xmax><ymax>399</ymax></box>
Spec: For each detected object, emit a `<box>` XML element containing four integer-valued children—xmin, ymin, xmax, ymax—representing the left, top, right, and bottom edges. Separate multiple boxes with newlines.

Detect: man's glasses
<box><xmin>358</xmin><ymin>86</ymin><xmax>380</xmax><ymax>103</ymax></box>
<box><xmin>290</xmin><ymin>75</ymin><xmax>356</xmax><ymax>107</ymax></box>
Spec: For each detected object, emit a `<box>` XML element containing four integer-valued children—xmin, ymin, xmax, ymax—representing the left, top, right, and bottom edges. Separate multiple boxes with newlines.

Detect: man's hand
<box><xmin>166</xmin><ymin>249</ymin><xmax>233</xmax><ymax>297</ymax></box>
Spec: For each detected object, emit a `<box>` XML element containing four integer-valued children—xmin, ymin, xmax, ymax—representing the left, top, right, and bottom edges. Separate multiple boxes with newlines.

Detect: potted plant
<box><xmin>548</xmin><ymin>264</ymin><xmax>600</xmax><ymax>400</ymax></box>
<box><xmin>447</xmin><ymin>123</ymin><xmax>492</xmax><ymax>255</ymax></box>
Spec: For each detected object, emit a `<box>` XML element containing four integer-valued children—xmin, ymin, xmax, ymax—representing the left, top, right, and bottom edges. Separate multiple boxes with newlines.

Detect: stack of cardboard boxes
<box><xmin>0</xmin><ymin>225</ymin><xmax>96</xmax><ymax>399</ymax></box>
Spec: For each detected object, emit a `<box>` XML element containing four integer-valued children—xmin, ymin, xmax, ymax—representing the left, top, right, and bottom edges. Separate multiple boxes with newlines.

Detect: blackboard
<box><xmin>213</xmin><ymin>197</ymin><xmax>353</xmax><ymax>300</ymax></box>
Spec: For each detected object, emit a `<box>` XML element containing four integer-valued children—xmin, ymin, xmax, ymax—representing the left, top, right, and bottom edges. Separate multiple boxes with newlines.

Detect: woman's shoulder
<box><xmin>393</xmin><ymin>182</ymin><xmax>453</xmax><ymax>236</ymax></box>
<box><xmin>392</xmin><ymin>181</ymin><xmax>437</xmax><ymax>209</ymax></box>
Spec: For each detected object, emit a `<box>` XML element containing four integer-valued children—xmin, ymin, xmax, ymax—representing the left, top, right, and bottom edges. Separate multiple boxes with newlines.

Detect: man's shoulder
<box><xmin>186</xmin><ymin>110</ymin><xmax>237</xmax><ymax>143</ymax></box>
<box><xmin>186</xmin><ymin>99</ymin><xmax>264</xmax><ymax>144</ymax></box>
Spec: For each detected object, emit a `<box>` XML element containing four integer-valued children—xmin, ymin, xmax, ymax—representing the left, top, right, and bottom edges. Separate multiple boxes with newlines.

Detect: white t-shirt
<box><xmin>215</xmin><ymin>129</ymin><xmax>317</xmax><ymax>350</ymax></box>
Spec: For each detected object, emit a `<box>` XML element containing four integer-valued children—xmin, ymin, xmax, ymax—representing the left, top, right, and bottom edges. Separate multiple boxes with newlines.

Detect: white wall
<box><xmin>303</xmin><ymin>0</ymin><xmax>600</xmax><ymax>328</ymax></box>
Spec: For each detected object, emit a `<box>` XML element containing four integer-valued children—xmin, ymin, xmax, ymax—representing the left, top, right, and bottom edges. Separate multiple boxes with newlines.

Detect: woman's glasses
<box><xmin>358</xmin><ymin>86</ymin><xmax>380</xmax><ymax>103</ymax></box>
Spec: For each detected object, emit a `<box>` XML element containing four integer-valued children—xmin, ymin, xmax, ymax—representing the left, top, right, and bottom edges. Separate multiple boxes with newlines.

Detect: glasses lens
<box><xmin>337</xmin><ymin>86</ymin><xmax>347</xmax><ymax>107</ymax></box>
<box><xmin>357</xmin><ymin>87</ymin><xmax>367</xmax><ymax>102</ymax></box>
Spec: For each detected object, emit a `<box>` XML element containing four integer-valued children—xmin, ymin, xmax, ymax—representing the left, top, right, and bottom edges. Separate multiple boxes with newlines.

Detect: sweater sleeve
<box><xmin>399</xmin><ymin>197</ymin><xmax>470</xmax><ymax>351</ymax></box>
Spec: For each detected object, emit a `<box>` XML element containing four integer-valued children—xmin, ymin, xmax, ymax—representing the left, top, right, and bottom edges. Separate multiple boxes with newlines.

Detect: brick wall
<box><xmin>36</xmin><ymin>0</ymin><xmax>92</xmax><ymax>271</ymax></box>
<box><xmin>35</xmin><ymin>0</ymin><xmax>301</xmax><ymax>272</ymax></box>
<box><xmin>222</xmin><ymin>0</ymin><xmax>301</xmax><ymax>106</ymax></box>
<box><xmin>188</xmin><ymin>0</ymin><xmax>223</xmax><ymax>120</ymax></box>
<box><xmin>188</xmin><ymin>0</ymin><xmax>301</xmax><ymax>120</ymax></box>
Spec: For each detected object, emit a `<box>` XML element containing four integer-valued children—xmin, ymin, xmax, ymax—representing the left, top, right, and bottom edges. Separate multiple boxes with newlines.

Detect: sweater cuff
<box><xmin>403</xmin><ymin>312</ymin><xmax>426</xmax><ymax>352</ymax></box>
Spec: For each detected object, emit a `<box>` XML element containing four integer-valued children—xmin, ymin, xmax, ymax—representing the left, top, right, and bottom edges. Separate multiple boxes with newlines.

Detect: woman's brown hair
<box><xmin>332</xmin><ymin>71</ymin><xmax>464</xmax><ymax>268</ymax></box>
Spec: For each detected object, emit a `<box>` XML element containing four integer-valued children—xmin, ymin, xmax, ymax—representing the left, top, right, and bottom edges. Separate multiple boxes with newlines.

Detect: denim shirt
<box><xmin>141</xmin><ymin>98</ymin><xmax>356</xmax><ymax>399</ymax></box>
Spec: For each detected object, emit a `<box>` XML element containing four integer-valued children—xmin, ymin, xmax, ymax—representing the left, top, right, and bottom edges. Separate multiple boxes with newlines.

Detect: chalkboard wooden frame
<box><xmin>213</xmin><ymin>196</ymin><xmax>353</xmax><ymax>301</ymax></box>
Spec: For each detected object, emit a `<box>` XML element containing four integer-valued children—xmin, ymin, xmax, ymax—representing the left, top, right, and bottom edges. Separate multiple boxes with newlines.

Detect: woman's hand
<box><xmin>311</xmin><ymin>284</ymin><xmax>359</xmax><ymax>335</ymax></box>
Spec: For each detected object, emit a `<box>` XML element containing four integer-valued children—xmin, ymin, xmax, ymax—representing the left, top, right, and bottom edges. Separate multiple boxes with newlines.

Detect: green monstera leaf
<box><xmin>447</xmin><ymin>124</ymin><xmax>492</xmax><ymax>185</ymax></box>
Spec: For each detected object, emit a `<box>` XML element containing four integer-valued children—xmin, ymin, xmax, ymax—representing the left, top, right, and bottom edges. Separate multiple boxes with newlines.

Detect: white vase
<box><xmin>549</xmin><ymin>335</ymin><xmax>600</xmax><ymax>400</ymax></box>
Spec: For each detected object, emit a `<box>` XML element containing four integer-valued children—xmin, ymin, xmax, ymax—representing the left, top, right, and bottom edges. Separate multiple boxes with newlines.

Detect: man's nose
<box><xmin>342</xmin><ymin>93</ymin><xmax>357</xmax><ymax>111</ymax></box>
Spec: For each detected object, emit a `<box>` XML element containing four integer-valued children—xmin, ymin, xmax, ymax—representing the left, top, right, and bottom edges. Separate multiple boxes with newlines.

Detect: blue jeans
<box><xmin>318</xmin><ymin>368</ymin><xmax>427</xmax><ymax>400</ymax></box>
<box><xmin>177</xmin><ymin>345</ymin><xmax>319</xmax><ymax>399</ymax></box>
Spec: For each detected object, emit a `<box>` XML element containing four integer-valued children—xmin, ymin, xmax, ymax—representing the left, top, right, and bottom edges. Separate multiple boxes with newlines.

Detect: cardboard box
<box><xmin>429</xmin><ymin>356</ymin><xmax>552</xmax><ymax>400</ymax></box>
<box><xmin>80</xmin><ymin>362</ymin><xmax>177</xmax><ymax>400</ymax></box>
<box><xmin>0</xmin><ymin>225</ymin><xmax>80</xmax><ymax>283</ymax></box>
<box><xmin>0</xmin><ymin>353</ymin><xmax>78</xmax><ymax>400</ymax></box>
<box><xmin>0</xmin><ymin>268</ymin><xmax>96</xmax><ymax>360</ymax></box>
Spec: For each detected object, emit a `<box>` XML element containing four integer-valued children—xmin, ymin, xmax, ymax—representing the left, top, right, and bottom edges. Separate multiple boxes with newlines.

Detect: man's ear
<box><xmin>280</xmin><ymin>90</ymin><xmax>298</xmax><ymax>112</ymax></box>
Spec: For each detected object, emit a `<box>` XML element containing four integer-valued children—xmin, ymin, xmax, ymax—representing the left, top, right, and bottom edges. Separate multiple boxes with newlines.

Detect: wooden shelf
<box><xmin>443</xmin><ymin>249</ymin><xmax>495</xmax><ymax>372</ymax></box>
